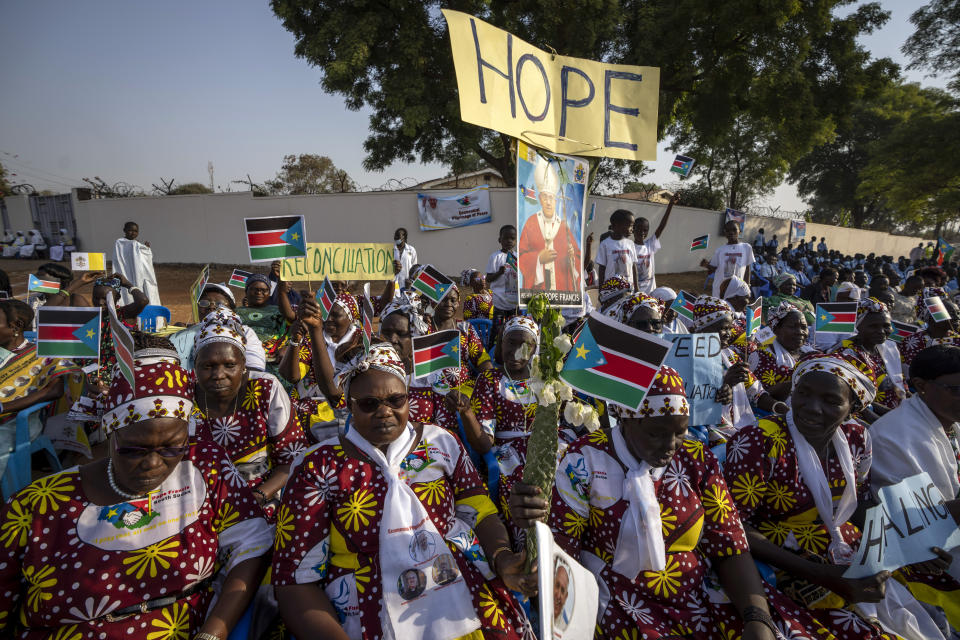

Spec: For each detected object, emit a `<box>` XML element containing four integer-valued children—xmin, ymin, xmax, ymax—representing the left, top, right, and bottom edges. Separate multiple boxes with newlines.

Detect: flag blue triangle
<box><xmin>440</xmin><ymin>335</ymin><xmax>459</xmax><ymax>359</ymax></box>
<box><xmin>435</xmin><ymin>282</ymin><xmax>451</xmax><ymax>299</ymax></box>
<box><xmin>563</xmin><ymin>324</ymin><xmax>607</xmax><ymax>370</ymax></box>
<box><xmin>72</xmin><ymin>315</ymin><xmax>100</xmax><ymax>352</ymax></box>
<box><xmin>280</xmin><ymin>218</ymin><xmax>305</xmax><ymax>251</ymax></box>
<box><xmin>28</xmin><ymin>274</ymin><xmax>40</xmax><ymax>288</ymax></box>
<box><xmin>816</xmin><ymin>309</ymin><xmax>836</xmax><ymax>330</ymax></box>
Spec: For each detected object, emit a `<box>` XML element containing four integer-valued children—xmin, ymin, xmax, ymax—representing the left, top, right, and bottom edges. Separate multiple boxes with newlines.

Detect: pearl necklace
<box><xmin>107</xmin><ymin>458</ymin><xmax>146</xmax><ymax>500</ymax></box>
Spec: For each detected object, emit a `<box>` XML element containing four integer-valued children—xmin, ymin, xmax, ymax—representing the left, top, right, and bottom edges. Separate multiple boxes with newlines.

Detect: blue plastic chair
<box><xmin>138</xmin><ymin>305</ymin><xmax>172</xmax><ymax>332</ymax></box>
<box><xmin>1</xmin><ymin>401</ymin><xmax>61</xmax><ymax>500</ymax></box>
<box><xmin>467</xmin><ymin>317</ymin><xmax>494</xmax><ymax>350</ymax></box>
<box><xmin>456</xmin><ymin>415</ymin><xmax>500</xmax><ymax>502</ymax></box>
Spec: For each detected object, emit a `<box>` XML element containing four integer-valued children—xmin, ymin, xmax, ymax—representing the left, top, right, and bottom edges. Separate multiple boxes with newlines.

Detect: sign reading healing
<box><xmin>441</xmin><ymin>10</ymin><xmax>659</xmax><ymax>161</ymax></box>
<box><xmin>281</xmin><ymin>243</ymin><xmax>394</xmax><ymax>281</ymax></box>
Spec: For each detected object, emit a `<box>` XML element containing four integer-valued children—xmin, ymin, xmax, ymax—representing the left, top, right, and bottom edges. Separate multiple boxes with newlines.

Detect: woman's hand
<box><xmin>507</xmin><ymin>482</ymin><xmax>550</xmax><ymax>530</ymax></box>
<box><xmin>494</xmin><ymin>550</ymin><xmax>538</xmax><ymax>597</ymax></box>
<box><xmin>723</xmin><ymin>362</ymin><xmax>751</xmax><ymax>387</ymax></box>
<box><xmin>444</xmin><ymin>390</ymin><xmax>471</xmax><ymax>414</ymax></box>
<box><xmin>113</xmin><ymin>273</ymin><xmax>133</xmax><ymax>289</ymax></box>
<box><xmin>299</xmin><ymin>299</ymin><xmax>323</xmax><ymax>329</ymax></box>
<box><xmin>715</xmin><ymin>384</ymin><xmax>733</xmax><ymax>405</ymax></box>
<box><xmin>823</xmin><ymin>566</ymin><xmax>890</xmax><ymax>604</ymax></box>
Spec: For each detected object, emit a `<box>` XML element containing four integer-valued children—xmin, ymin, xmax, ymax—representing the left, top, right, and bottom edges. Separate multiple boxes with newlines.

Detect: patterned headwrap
<box><xmin>460</xmin><ymin>269</ymin><xmax>480</xmax><ymax>287</ymax></box>
<box><xmin>855</xmin><ymin>297</ymin><xmax>888</xmax><ymax>328</ymax></box>
<box><xmin>768</xmin><ymin>301</ymin><xmax>802</xmax><ymax>330</ymax></box>
<box><xmin>692</xmin><ymin>295</ymin><xmax>733</xmax><ymax>331</ymax></box>
<box><xmin>244</xmin><ymin>273</ymin><xmax>271</xmax><ymax>290</ymax></box>
<box><xmin>381</xmin><ymin>292</ymin><xmax>430</xmax><ymax>337</ymax></box>
<box><xmin>334</xmin><ymin>342</ymin><xmax>408</xmax><ymax>398</ymax></box>
<box><xmin>650</xmin><ymin>287</ymin><xmax>677</xmax><ymax>303</ymax></box>
<box><xmin>599</xmin><ymin>275</ymin><xmax>632</xmax><ymax>304</ymax></box>
<box><xmin>721</xmin><ymin>276</ymin><xmax>751</xmax><ymax>300</ymax></box>
<box><xmin>101</xmin><ymin>359</ymin><xmax>194</xmax><ymax>435</ymax></box>
<box><xmin>194</xmin><ymin>309</ymin><xmax>247</xmax><ymax>355</ymax></box>
<box><xmin>792</xmin><ymin>353</ymin><xmax>876</xmax><ymax>409</ymax></box>
<box><xmin>916</xmin><ymin>287</ymin><xmax>949</xmax><ymax>324</ymax></box>
<box><xmin>772</xmin><ymin>273</ymin><xmax>797</xmax><ymax>289</ymax></box>
<box><xmin>612</xmin><ymin>366</ymin><xmax>689</xmax><ymax>419</ymax></box>
<box><xmin>502</xmin><ymin>315</ymin><xmax>540</xmax><ymax>346</ymax></box>
<box><xmin>617</xmin><ymin>292</ymin><xmax>663</xmax><ymax>324</ymax></box>
<box><xmin>334</xmin><ymin>292</ymin><xmax>361</xmax><ymax>325</ymax></box>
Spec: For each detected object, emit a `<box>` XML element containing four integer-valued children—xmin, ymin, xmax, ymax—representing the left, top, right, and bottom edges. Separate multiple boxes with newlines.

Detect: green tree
<box><xmin>169</xmin><ymin>182</ymin><xmax>213</xmax><ymax>195</ymax></box>
<box><xmin>0</xmin><ymin>163</ymin><xmax>10</xmax><ymax>198</ymax></box>
<box><xmin>265</xmin><ymin>154</ymin><xmax>356</xmax><ymax>195</ymax></box>
<box><xmin>271</xmin><ymin>0</ymin><xmax>888</xmax><ymax>188</ymax></box>
<box><xmin>904</xmin><ymin>0</ymin><xmax>960</xmax><ymax>91</ymax></box>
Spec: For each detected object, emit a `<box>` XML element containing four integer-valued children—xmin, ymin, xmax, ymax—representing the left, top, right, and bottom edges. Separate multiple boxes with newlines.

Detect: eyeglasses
<box><xmin>930</xmin><ymin>380</ymin><xmax>960</xmax><ymax>396</ymax></box>
<box><xmin>350</xmin><ymin>393</ymin><xmax>408</xmax><ymax>413</ymax></box>
<box><xmin>197</xmin><ymin>299</ymin><xmax>228</xmax><ymax>309</ymax></box>
<box><xmin>114</xmin><ymin>440</ymin><xmax>190</xmax><ymax>458</ymax></box>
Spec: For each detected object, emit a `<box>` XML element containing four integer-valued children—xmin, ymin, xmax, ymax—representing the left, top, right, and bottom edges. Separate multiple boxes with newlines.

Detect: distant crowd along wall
<box><xmin>64</xmin><ymin>188</ymin><xmax>926</xmax><ymax>277</ymax></box>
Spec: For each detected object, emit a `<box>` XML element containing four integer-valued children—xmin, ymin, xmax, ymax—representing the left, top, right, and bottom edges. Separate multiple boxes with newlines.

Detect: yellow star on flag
<box><xmin>291</xmin><ymin>232</ymin><xmax>299</xmax><ymax>240</ymax></box>
<box><xmin>86</xmin><ymin>329</ymin><xmax>95</xmax><ymax>338</ymax></box>
<box><xmin>575</xmin><ymin>344</ymin><xmax>589</xmax><ymax>359</ymax></box>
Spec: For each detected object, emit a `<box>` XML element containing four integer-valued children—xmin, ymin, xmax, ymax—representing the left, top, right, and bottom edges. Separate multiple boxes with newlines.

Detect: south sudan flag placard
<box><xmin>412</xmin><ymin>329</ymin><xmax>460</xmax><ymax>379</ymax></box>
<box><xmin>244</xmin><ymin>215</ymin><xmax>307</xmax><ymax>262</ymax></box>
<box><xmin>412</xmin><ymin>264</ymin><xmax>454</xmax><ymax>305</ymax></box>
<box><xmin>37</xmin><ymin>307</ymin><xmax>101</xmax><ymax>359</ymax></box>
<box><xmin>560</xmin><ymin>312</ymin><xmax>672</xmax><ymax>410</ymax></box>
<box><xmin>228</xmin><ymin>269</ymin><xmax>254</xmax><ymax>288</ymax></box>
<box><xmin>815</xmin><ymin>302</ymin><xmax>857</xmax><ymax>334</ymax></box>
<box><xmin>670</xmin><ymin>290</ymin><xmax>696</xmax><ymax>322</ymax></box>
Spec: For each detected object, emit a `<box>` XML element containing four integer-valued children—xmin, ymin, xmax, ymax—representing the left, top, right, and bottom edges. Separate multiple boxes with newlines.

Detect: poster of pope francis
<box><xmin>516</xmin><ymin>142</ymin><xmax>586</xmax><ymax>308</ymax></box>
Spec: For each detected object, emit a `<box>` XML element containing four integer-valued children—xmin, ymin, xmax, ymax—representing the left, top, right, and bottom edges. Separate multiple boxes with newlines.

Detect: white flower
<box><xmin>725</xmin><ymin>436</ymin><xmax>751</xmax><ymax>464</ymax></box>
<box><xmin>540</xmin><ymin>384</ymin><xmax>556</xmax><ymax>404</ymax></box>
<box><xmin>222</xmin><ymin>459</ymin><xmax>246</xmax><ymax>488</ymax></box>
<box><xmin>556</xmin><ymin>382</ymin><xmax>573</xmax><ymax>401</ymax></box>
<box><xmin>662</xmin><ymin>458</ymin><xmax>691</xmax><ymax>496</ymax></box>
<box><xmin>210</xmin><ymin>416</ymin><xmax>241</xmax><ymax>446</ymax></box>
<box><xmin>185</xmin><ymin>556</ymin><xmax>216</xmax><ymax>583</ymax></box>
<box><xmin>555</xmin><ymin>360</ymin><xmax>564</xmax><ymax>373</ymax></box>
<box><xmin>554</xmin><ymin>313</ymin><xmax>566</xmax><ymax>330</ymax></box>
<box><xmin>63</xmin><ymin>596</ymin><xmax>121</xmax><ymax>623</ymax></box>
<box><xmin>564</xmin><ymin>402</ymin><xmax>582</xmax><ymax>426</ymax></box>
<box><xmin>583</xmin><ymin>410</ymin><xmax>600</xmax><ymax>432</ymax></box>
<box><xmin>616</xmin><ymin>592</ymin><xmax>653</xmax><ymax>624</ymax></box>
<box><xmin>530</xmin><ymin>355</ymin><xmax>540</xmax><ymax>374</ymax></box>
<box><xmin>829</xmin><ymin>609</ymin><xmax>869</xmax><ymax>631</ymax></box>
<box><xmin>553</xmin><ymin>334</ymin><xmax>572</xmax><ymax>354</ymax></box>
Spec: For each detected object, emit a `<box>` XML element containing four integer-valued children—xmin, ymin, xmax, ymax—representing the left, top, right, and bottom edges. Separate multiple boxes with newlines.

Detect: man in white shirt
<box><xmin>595</xmin><ymin>209</ymin><xmax>638</xmax><ymax>289</ymax></box>
<box><xmin>114</xmin><ymin>221</ymin><xmax>161</xmax><ymax>305</ymax></box>
<box><xmin>632</xmin><ymin>192</ymin><xmax>678</xmax><ymax>293</ymax></box>
<box><xmin>706</xmin><ymin>220</ymin><xmax>755</xmax><ymax>298</ymax></box>
<box><xmin>393</xmin><ymin>227</ymin><xmax>418</xmax><ymax>288</ymax></box>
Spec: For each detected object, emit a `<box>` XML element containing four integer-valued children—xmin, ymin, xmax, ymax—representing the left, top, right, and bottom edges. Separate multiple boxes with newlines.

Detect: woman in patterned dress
<box><xmin>191</xmin><ymin>310</ymin><xmax>310</xmax><ymax>516</ymax></box>
<box><xmin>271</xmin><ymin>343</ymin><xmax>536</xmax><ymax>640</ymax></box>
<box><xmin>748</xmin><ymin>302</ymin><xmax>819</xmax><ymax>400</ymax></box>
<box><xmin>897</xmin><ymin>290</ymin><xmax>960</xmax><ymax>376</ymax></box>
<box><xmin>0</xmin><ymin>354</ymin><xmax>273</xmax><ymax>639</ymax></box>
<box><xmin>461</xmin><ymin>269</ymin><xmax>495</xmax><ymax>322</ymax></box>
<box><xmin>428</xmin><ymin>282</ymin><xmax>492</xmax><ymax>385</ymax></box>
<box><xmin>763</xmin><ymin>274</ymin><xmax>816</xmax><ymax>327</ymax></box>
<box><xmin>723</xmin><ymin>353</ymin><xmax>952</xmax><ymax>640</ymax></box>
<box><xmin>826</xmin><ymin>298</ymin><xmax>903</xmax><ymax>420</ymax></box>
<box><xmin>510</xmin><ymin>367</ymin><xmax>837</xmax><ymax>639</ymax></box>
<box><xmin>236</xmin><ymin>273</ymin><xmax>296</xmax><ymax>367</ymax></box>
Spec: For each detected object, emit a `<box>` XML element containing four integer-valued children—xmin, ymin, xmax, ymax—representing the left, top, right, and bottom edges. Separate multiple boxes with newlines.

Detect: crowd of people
<box><xmin>0</xmin><ymin>211</ymin><xmax>959</xmax><ymax>640</ymax></box>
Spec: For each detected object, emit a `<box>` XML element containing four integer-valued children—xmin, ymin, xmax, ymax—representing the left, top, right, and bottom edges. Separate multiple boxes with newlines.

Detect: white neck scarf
<box><xmin>325</xmin><ymin>325</ymin><xmax>357</xmax><ymax>366</ymax></box>
<box><xmin>771</xmin><ymin>339</ymin><xmax>797</xmax><ymax>370</ymax></box>
<box><xmin>344</xmin><ymin>424</ymin><xmax>480</xmax><ymax>640</ymax></box>
<box><xmin>610</xmin><ymin>425</ymin><xmax>666</xmax><ymax>580</ymax></box>
<box><xmin>784</xmin><ymin>410</ymin><xmax>857</xmax><ymax>564</ymax></box>
<box><xmin>721</xmin><ymin>348</ymin><xmax>755</xmax><ymax>428</ymax></box>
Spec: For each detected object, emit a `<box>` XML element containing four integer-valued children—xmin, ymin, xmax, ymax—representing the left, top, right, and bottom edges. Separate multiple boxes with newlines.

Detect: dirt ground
<box><xmin>1</xmin><ymin>258</ymin><xmax>709</xmax><ymax>323</ymax></box>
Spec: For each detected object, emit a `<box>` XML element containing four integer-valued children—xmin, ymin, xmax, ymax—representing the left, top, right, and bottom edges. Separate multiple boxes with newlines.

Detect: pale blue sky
<box><xmin>0</xmin><ymin>1</ymin><xmax>947</xmax><ymax>210</ymax></box>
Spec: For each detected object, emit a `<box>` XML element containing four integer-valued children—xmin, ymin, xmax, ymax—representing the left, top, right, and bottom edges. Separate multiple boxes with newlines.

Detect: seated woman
<box><xmin>191</xmin><ymin>310</ymin><xmax>309</xmax><ymax>516</ymax></box>
<box><xmin>897</xmin><ymin>289</ymin><xmax>960</xmax><ymax>377</ymax></box>
<box><xmin>691</xmin><ymin>296</ymin><xmax>784</xmax><ymax>442</ymax></box>
<box><xmin>598</xmin><ymin>274</ymin><xmax>632</xmax><ymax>317</ymax></box>
<box><xmin>616</xmin><ymin>290</ymin><xmax>663</xmax><ymax>334</ymax></box>
<box><xmin>271</xmin><ymin>343</ymin><xmax>536</xmax><ymax>640</ymax></box>
<box><xmin>461</xmin><ymin>268</ymin><xmax>495</xmax><ymax>322</ymax></box>
<box><xmin>748</xmin><ymin>302</ymin><xmax>819</xmax><ymax>400</ymax></box>
<box><xmin>236</xmin><ymin>273</ymin><xmax>296</xmax><ymax>364</ymax></box>
<box><xmin>511</xmin><ymin>367</ymin><xmax>837</xmax><ymax>639</ymax></box>
<box><xmin>827</xmin><ymin>298</ymin><xmax>904</xmax><ymax>420</ymax></box>
<box><xmin>0</xmin><ymin>353</ymin><xmax>272</xmax><ymax>639</ymax></box>
<box><xmin>724</xmin><ymin>353</ymin><xmax>956</xmax><ymax>640</ymax></box>
<box><xmin>650</xmin><ymin>287</ymin><xmax>689</xmax><ymax>334</ymax></box>
<box><xmin>428</xmin><ymin>281</ymin><xmax>492</xmax><ymax>385</ymax></box>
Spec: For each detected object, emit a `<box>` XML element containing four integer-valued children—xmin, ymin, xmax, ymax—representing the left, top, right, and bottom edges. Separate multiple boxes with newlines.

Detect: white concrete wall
<box><xmin>2</xmin><ymin>195</ymin><xmax>35</xmax><ymax>232</ymax></box>
<box><xmin>70</xmin><ymin>189</ymin><xmax>926</xmax><ymax>275</ymax></box>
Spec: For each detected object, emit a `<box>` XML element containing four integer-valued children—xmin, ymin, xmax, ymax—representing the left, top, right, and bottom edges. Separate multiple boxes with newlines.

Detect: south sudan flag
<box><xmin>690</xmin><ymin>235</ymin><xmax>709</xmax><ymax>251</ymax></box>
<box><xmin>815</xmin><ymin>302</ymin><xmax>857</xmax><ymax>334</ymax></box>
<box><xmin>106</xmin><ymin>292</ymin><xmax>135</xmax><ymax>388</ymax></box>
<box><xmin>229</xmin><ymin>269</ymin><xmax>254</xmax><ymax>288</ymax></box>
<box><xmin>890</xmin><ymin>321</ymin><xmax>919</xmax><ymax>344</ymax></box>
<box><xmin>745</xmin><ymin>298</ymin><xmax>762</xmax><ymax>337</ymax></box>
<box><xmin>560</xmin><ymin>312</ymin><xmax>672</xmax><ymax>410</ymax></box>
<box><xmin>412</xmin><ymin>264</ymin><xmax>454</xmax><ymax>304</ymax></box>
<box><xmin>413</xmin><ymin>329</ymin><xmax>460</xmax><ymax>379</ymax></box>
<box><xmin>28</xmin><ymin>274</ymin><xmax>60</xmax><ymax>294</ymax></box>
<box><xmin>316</xmin><ymin>277</ymin><xmax>337</xmax><ymax>321</ymax></box>
<box><xmin>670</xmin><ymin>290</ymin><xmax>696</xmax><ymax>322</ymax></box>
<box><xmin>244</xmin><ymin>215</ymin><xmax>307</xmax><ymax>262</ymax></box>
<box><xmin>37</xmin><ymin>307</ymin><xmax>101</xmax><ymax>359</ymax></box>
<box><xmin>925</xmin><ymin>296</ymin><xmax>952</xmax><ymax>323</ymax></box>
<box><xmin>361</xmin><ymin>295</ymin><xmax>375</xmax><ymax>353</ymax></box>
<box><xmin>670</xmin><ymin>154</ymin><xmax>695</xmax><ymax>177</ymax></box>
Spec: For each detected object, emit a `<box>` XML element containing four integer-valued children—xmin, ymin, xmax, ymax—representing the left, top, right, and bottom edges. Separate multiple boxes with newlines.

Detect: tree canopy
<box><xmin>264</xmin><ymin>154</ymin><xmax>356</xmax><ymax>195</ymax></box>
<box><xmin>904</xmin><ymin>0</ymin><xmax>960</xmax><ymax>91</ymax></box>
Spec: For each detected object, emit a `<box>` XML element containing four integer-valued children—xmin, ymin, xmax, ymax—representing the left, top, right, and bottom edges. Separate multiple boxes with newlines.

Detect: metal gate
<box><xmin>29</xmin><ymin>193</ymin><xmax>76</xmax><ymax>244</ymax></box>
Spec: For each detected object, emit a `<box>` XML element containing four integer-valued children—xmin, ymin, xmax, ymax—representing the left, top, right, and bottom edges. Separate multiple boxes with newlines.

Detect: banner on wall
<box><xmin>724</xmin><ymin>208</ymin><xmax>745</xmax><ymax>232</ymax></box>
<box><xmin>791</xmin><ymin>219</ymin><xmax>806</xmax><ymax>242</ymax></box>
<box><xmin>516</xmin><ymin>141</ymin><xmax>586</xmax><ymax>308</ymax></box>
<box><xmin>417</xmin><ymin>185</ymin><xmax>492</xmax><ymax>231</ymax></box>
<box><xmin>441</xmin><ymin>9</ymin><xmax>659</xmax><ymax>161</ymax></box>
<box><xmin>281</xmin><ymin>243</ymin><xmax>394</xmax><ymax>281</ymax></box>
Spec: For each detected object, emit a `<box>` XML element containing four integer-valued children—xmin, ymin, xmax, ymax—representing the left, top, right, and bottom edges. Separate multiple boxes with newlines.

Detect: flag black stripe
<box><xmin>244</xmin><ymin>216</ymin><xmax>301</xmax><ymax>233</ymax></box>
<box><xmin>818</xmin><ymin>302</ymin><xmax>858</xmax><ymax>313</ymax></box>
<box><xmin>587</xmin><ymin>315</ymin><xmax>671</xmax><ymax>364</ymax></box>
<box><xmin>412</xmin><ymin>329</ymin><xmax>459</xmax><ymax>350</ymax></box>
<box><xmin>422</xmin><ymin>264</ymin><xmax>452</xmax><ymax>285</ymax></box>
<box><xmin>38</xmin><ymin>308</ymin><xmax>100</xmax><ymax>325</ymax></box>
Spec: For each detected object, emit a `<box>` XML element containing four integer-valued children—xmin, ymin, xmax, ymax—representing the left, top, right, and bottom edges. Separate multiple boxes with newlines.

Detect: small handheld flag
<box><xmin>37</xmin><ymin>307</ymin><xmax>101</xmax><ymax>359</ymax></box>
<box><xmin>752</xmin><ymin>325</ymin><xmax>777</xmax><ymax>346</ymax></box>
<box><xmin>316</xmin><ymin>277</ymin><xmax>338</xmax><ymax>321</ymax></box>
<box><xmin>925</xmin><ymin>296</ymin><xmax>952</xmax><ymax>323</ymax></box>
<box><xmin>690</xmin><ymin>235</ymin><xmax>709</xmax><ymax>251</ymax></box>
<box><xmin>360</xmin><ymin>295</ymin><xmax>375</xmax><ymax>353</ymax></box>
<box><xmin>890</xmin><ymin>321</ymin><xmax>920</xmax><ymax>344</ymax></box>
<box><xmin>413</xmin><ymin>329</ymin><xmax>461</xmax><ymax>379</ymax></box>
<box><xmin>228</xmin><ymin>269</ymin><xmax>254</xmax><ymax>288</ymax></box>
<box><xmin>560</xmin><ymin>312</ymin><xmax>672</xmax><ymax>410</ymax></box>
<box><xmin>244</xmin><ymin>215</ymin><xmax>307</xmax><ymax>262</ymax></box>
<box><xmin>670</xmin><ymin>291</ymin><xmax>696</xmax><ymax>322</ymax></box>
<box><xmin>70</xmin><ymin>252</ymin><xmax>106</xmax><ymax>271</ymax></box>
<box><xmin>28</xmin><ymin>274</ymin><xmax>60</xmax><ymax>294</ymax></box>
<box><xmin>106</xmin><ymin>291</ymin><xmax>135</xmax><ymax>388</ymax></box>
<box><xmin>745</xmin><ymin>298</ymin><xmax>762</xmax><ymax>337</ymax></box>
<box><xmin>724</xmin><ymin>208</ymin><xmax>745</xmax><ymax>232</ymax></box>
<box><xmin>815</xmin><ymin>302</ymin><xmax>857</xmax><ymax>334</ymax></box>
<box><xmin>669</xmin><ymin>154</ymin><xmax>695</xmax><ymax>177</ymax></box>
<box><xmin>412</xmin><ymin>264</ymin><xmax>454</xmax><ymax>304</ymax></box>
<box><xmin>936</xmin><ymin>237</ymin><xmax>955</xmax><ymax>266</ymax></box>
<box><xmin>504</xmin><ymin>251</ymin><xmax>518</xmax><ymax>271</ymax></box>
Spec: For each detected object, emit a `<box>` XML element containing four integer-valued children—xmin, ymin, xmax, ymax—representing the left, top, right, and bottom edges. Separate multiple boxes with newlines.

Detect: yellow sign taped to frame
<box><xmin>280</xmin><ymin>243</ymin><xmax>394</xmax><ymax>281</ymax></box>
<box><xmin>442</xmin><ymin>9</ymin><xmax>659</xmax><ymax>161</ymax></box>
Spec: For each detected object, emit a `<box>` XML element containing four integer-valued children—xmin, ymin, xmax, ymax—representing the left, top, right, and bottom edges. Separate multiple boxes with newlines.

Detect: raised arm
<box><xmin>655</xmin><ymin>192</ymin><xmax>680</xmax><ymax>238</ymax></box>
<box><xmin>277</xmin><ymin>281</ymin><xmax>297</xmax><ymax>323</ymax></box>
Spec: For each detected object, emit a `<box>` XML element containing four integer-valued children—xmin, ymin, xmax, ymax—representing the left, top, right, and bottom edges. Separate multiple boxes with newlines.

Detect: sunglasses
<box><xmin>350</xmin><ymin>393</ymin><xmax>408</xmax><ymax>413</ymax></box>
<box><xmin>197</xmin><ymin>299</ymin><xmax>228</xmax><ymax>309</ymax></box>
<box><xmin>114</xmin><ymin>440</ymin><xmax>190</xmax><ymax>458</ymax></box>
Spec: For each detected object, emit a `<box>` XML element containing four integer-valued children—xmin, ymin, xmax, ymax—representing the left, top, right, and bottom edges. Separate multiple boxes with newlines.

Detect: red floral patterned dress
<box><xmin>827</xmin><ymin>339</ymin><xmax>904</xmax><ymax>410</ymax></box>
<box><xmin>549</xmin><ymin>429</ymin><xmax>839</xmax><ymax>638</ymax></box>
<box><xmin>271</xmin><ymin>423</ymin><xmax>533</xmax><ymax>640</ymax></box>
<box><xmin>0</xmin><ymin>441</ymin><xmax>272</xmax><ymax>639</ymax></box>
<box><xmin>896</xmin><ymin>330</ymin><xmax>960</xmax><ymax>370</ymax></box>
<box><xmin>462</xmin><ymin>291</ymin><xmax>494</xmax><ymax>321</ymax></box>
<box><xmin>722</xmin><ymin>416</ymin><xmax>897</xmax><ymax>638</ymax></box>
